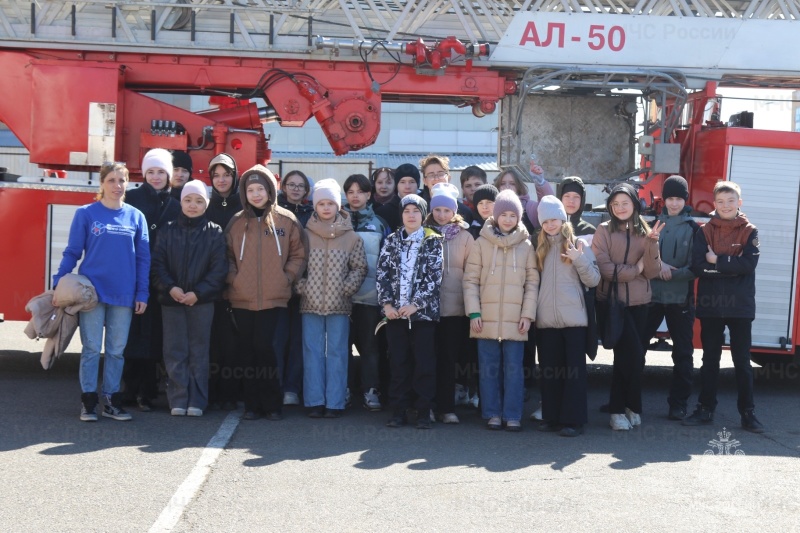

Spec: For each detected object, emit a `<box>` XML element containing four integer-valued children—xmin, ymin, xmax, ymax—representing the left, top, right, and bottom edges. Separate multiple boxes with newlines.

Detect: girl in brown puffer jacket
<box><xmin>592</xmin><ymin>183</ymin><xmax>662</xmax><ymax>431</ymax></box>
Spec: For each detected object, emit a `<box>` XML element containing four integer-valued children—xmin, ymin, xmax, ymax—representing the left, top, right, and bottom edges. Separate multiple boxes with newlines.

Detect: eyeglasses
<box><xmin>425</xmin><ymin>171</ymin><xmax>448</xmax><ymax>180</ymax></box>
<box><xmin>284</xmin><ymin>183</ymin><xmax>306</xmax><ymax>191</ymax></box>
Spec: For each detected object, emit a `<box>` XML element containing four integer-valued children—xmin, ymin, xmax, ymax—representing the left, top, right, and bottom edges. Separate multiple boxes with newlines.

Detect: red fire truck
<box><xmin>1</xmin><ymin>2</ymin><xmax>799</xmax><ymax>364</ymax></box>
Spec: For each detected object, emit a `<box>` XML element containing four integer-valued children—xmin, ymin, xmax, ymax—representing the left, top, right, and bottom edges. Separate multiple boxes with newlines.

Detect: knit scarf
<box><xmin>702</xmin><ymin>212</ymin><xmax>754</xmax><ymax>257</ymax></box>
<box><xmin>434</xmin><ymin>222</ymin><xmax>462</xmax><ymax>242</ymax></box>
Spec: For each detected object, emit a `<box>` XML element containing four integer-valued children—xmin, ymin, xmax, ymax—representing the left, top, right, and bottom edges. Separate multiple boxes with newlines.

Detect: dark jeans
<box><xmin>275</xmin><ymin>295</ymin><xmax>304</xmax><ymax>395</ymax></box>
<box><xmin>609</xmin><ymin>305</ymin><xmax>648</xmax><ymax>414</ymax></box>
<box><xmin>644</xmin><ymin>301</ymin><xmax>695</xmax><ymax>410</ymax></box>
<box><xmin>209</xmin><ymin>300</ymin><xmax>242</xmax><ymax>405</ymax></box>
<box><xmin>698</xmin><ymin>317</ymin><xmax>755</xmax><ymax>414</ymax></box>
<box><xmin>537</xmin><ymin>327</ymin><xmax>588</xmax><ymax>427</ymax></box>
<box><xmin>435</xmin><ymin>316</ymin><xmax>469</xmax><ymax>414</ymax></box>
<box><xmin>386</xmin><ymin>319</ymin><xmax>436</xmax><ymax>412</ymax></box>
<box><xmin>233</xmin><ymin>307</ymin><xmax>284</xmax><ymax>414</ymax></box>
<box><xmin>349</xmin><ymin>304</ymin><xmax>382</xmax><ymax>393</ymax></box>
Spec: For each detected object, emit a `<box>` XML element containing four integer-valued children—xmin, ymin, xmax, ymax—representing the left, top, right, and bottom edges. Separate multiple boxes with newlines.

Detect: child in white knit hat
<box><xmin>152</xmin><ymin>180</ymin><xmax>227</xmax><ymax>417</ymax></box>
<box><xmin>296</xmin><ymin>179</ymin><xmax>368</xmax><ymax>418</ymax></box>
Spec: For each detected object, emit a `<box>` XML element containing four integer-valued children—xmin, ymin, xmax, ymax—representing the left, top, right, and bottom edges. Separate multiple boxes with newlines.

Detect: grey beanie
<box><xmin>537</xmin><ymin>195</ymin><xmax>567</xmax><ymax>225</ymax></box>
<box><xmin>401</xmin><ymin>193</ymin><xmax>428</xmax><ymax>219</ymax></box>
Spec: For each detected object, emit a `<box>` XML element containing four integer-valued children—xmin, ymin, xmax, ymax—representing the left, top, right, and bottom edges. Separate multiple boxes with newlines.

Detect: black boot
<box><xmin>80</xmin><ymin>392</ymin><xmax>99</xmax><ymax>422</ymax></box>
<box><xmin>741</xmin><ymin>409</ymin><xmax>765</xmax><ymax>433</ymax></box>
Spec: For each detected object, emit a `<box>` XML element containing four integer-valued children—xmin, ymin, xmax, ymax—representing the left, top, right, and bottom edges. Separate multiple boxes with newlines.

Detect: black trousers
<box><xmin>609</xmin><ymin>305</ymin><xmax>648</xmax><ymax>414</ymax></box>
<box><xmin>349</xmin><ymin>304</ymin><xmax>383</xmax><ymax>393</ymax></box>
<box><xmin>122</xmin><ymin>296</ymin><xmax>163</xmax><ymax>401</ymax></box>
<box><xmin>386</xmin><ymin>319</ymin><xmax>436</xmax><ymax>412</ymax></box>
<box><xmin>698</xmin><ymin>317</ymin><xmax>755</xmax><ymax>414</ymax></box>
<box><xmin>435</xmin><ymin>316</ymin><xmax>469</xmax><ymax>414</ymax></box>
<box><xmin>233</xmin><ymin>307</ymin><xmax>283</xmax><ymax>414</ymax></box>
<box><xmin>208</xmin><ymin>300</ymin><xmax>242</xmax><ymax>405</ymax></box>
<box><xmin>537</xmin><ymin>327</ymin><xmax>588</xmax><ymax>426</ymax></box>
<box><xmin>643</xmin><ymin>301</ymin><xmax>695</xmax><ymax>410</ymax></box>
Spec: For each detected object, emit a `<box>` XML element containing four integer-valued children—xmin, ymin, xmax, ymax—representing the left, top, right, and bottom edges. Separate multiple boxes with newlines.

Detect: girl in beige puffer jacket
<box><xmin>463</xmin><ymin>191</ymin><xmax>539</xmax><ymax>431</ymax></box>
<box><xmin>535</xmin><ymin>196</ymin><xmax>600</xmax><ymax>437</ymax></box>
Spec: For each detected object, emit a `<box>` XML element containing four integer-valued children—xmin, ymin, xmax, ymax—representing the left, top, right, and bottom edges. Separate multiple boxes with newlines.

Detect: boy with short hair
<box><xmin>419</xmin><ymin>155</ymin><xmax>473</xmax><ymax>224</ymax></box>
<box><xmin>343</xmin><ymin>173</ymin><xmax>390</xmax><ymax>411</ymax></box>
<box><xmin>684</xmin><ymin>181</ymin><xmax>763</xmax><ymax>433</ymax></box>
<box><xmin>459</xmin><ymin>166</ymin><xmax>488</xmax><ymax>210</ymax></box>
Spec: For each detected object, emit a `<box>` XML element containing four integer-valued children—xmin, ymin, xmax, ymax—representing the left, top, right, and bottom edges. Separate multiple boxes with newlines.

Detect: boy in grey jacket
<box><xmin>643</xmin><ymin>176</ymin><xmax>697</xmax><ymax>421</ymax></box>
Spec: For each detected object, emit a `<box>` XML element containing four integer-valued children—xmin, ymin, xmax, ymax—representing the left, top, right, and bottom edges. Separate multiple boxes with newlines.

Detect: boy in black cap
<box><xmin>375</xmin><ymin>163</ymin><xmax>420</xmax><ymax>232</ymax></box>
<box><xmin>643</xmin><ymin>175</ymin><xmax>698</xmax><ymax>421</ymax></box>
<box><xmin>469</xmin><ymin>184</ymin><xmax>499</xmax><ymax>239</ymax></box>
<box><xmin>558</xmin><ymin>176</ymin><xmax>595</xmax><ymax>238</ymax></box>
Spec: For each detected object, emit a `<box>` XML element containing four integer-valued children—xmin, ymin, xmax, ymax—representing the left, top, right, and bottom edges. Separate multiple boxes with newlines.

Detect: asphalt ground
<box><xmin>1</xmin><ymin>321</ymin><xmax>799</xmax><ymax>533</ymax></box>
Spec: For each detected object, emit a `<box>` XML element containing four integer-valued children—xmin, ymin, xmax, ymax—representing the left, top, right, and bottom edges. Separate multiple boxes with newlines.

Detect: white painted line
<box><xmin>148</xmin><ymin>411</ymin><xmax>241</xmax><ymax>533</ymax></box>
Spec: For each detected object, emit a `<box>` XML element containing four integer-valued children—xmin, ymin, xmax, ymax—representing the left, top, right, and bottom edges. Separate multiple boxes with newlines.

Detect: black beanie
<box><xmin>606</xmin><ymin>182</ymin><xmax>641</xmax><ymax>215</ymax></box>
<box><xmin>395</xmin><ymin>163</ymin><xmax>421</xmax><ymax>188</ymax></box>
<box><xmin>662</xmin><ymin>175</ymin><xmax>689</xmax><ymax>201</ymax></box>
<box><xmin>472</xmin><ymin>184</ymin><xmax>499</xmax><ymax>206</ymax></box>
<box><xmin>172</xmin><ymin>150</ymin><xmax>193</xmax><ymax>174</ymax></box>
<box><xmin>559</xmin><ymin>177</ymin><xmax>585</xmax><ymax>199</ymax></box>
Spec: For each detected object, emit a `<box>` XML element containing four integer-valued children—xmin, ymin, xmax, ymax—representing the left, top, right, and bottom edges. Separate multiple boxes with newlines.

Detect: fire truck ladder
<box><xmin>0</xmin><ymin>0</ymin><xmax>796</xmax><ymax>58</ymax></box>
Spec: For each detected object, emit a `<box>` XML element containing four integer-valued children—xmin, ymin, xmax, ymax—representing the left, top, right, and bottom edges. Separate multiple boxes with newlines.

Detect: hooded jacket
<box><xmin>651</xmin><ymin>206</ymin><xmax>698</xmax><ymax>305</ymax></box>
<box><xmin>463</xmin><ymin>220</ymin><xmax>539</xmax><ymax>341</ymax></box>
<box><xmin>345</xmin><ymin>204</ymin><xmax>390</xmax><ymax>306</ymax></box>
<box><xmin>691</xmin><ymin>211</ymin><xmax>759</xmax><ymax>319</ymax></box>
<box><xmin>225</xmin><ymin>165</ymin><xmax>306</xmax><ymax>311</ymax></box>
<box><xmin>535</xmin><ymin>234</ymin><xmax>600</xmax><ymax>329</ymax></box>
<box><xmin>278</xmin><ymin>191</ymin><xmax>315</xmax><ymax>228</ymax></box>
<box><xmin>558</xmin><ymin>176</ymin><xmax>596</xmax><ymax>237</ymax></box>
<box><xmin>206</xmin><ymin>153</ymin><xmax>242</xmax><ymax>231</ymax></box>
<box><xmin>592</xmin><ymin>223</ymin><xmax>661</xmax><ymax>306</ymax></box>
<box><xmin>151</xmin><ymin>213</ymin><xmax>229</xmax><ymax>307</ymax></box>
<box><xmin>295</xmin><ymin>211</ymin><xmax>368</xmax><ymax>315</ymax></box>
<box><xmin>376</xmin><ymin>226</ymin><xmax>443</xmax><ymax>322</ymax></box>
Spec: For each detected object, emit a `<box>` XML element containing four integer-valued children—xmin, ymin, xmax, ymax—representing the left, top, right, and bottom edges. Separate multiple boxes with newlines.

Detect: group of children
<box><xmin>54</xmin><ymin>149</ymin><xmax>764</xmax><ymax>435</ymax></box>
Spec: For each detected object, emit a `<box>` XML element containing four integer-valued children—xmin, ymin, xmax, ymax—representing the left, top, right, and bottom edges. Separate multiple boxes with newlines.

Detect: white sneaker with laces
<box><xmin>363</xmin><ymin>388</ymin><xmax>382</xmax><ymax>411</ymax></box>
<box><xmin>625</xmin><ymin>408</ymin><xmax>641</xmax><ymax>427</ymax></box>
<box><xmin>171</xmin><ymin>408</ymin><xmax>187</xmax><ymax>416</ymax></box>
<box><xmin>610</xmin><ymin>413</ymin><xmax>633</xmax><ymax>431</ymax></box>
<box><xmin>187</xmin><ymin>407</ymin><xmax>203</xmax><ymax>417</ymax></box>
<box><xmin>283</xmin><ymin>392</ymin><xmax>300</xmax><ymax>406</ymax></box>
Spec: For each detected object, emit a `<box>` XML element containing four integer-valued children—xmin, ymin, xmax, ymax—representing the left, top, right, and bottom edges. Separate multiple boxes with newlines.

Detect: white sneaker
<box><xmin>625</xmin><ymin>408</ymin><xmax>641</xmax><ymax>427</ymax></box>
<box><xmin>363</xmin><ymin>388</ymin><xmax>382</xmax><ymax>411</ymax></box>
<box><xmin>171</xmin><ymin>408</ymin><xmax>187</xmax><ymax>416</ymax></box>
<box><xmin>187</xmin><ymin>407</ymin><xmax>203</xmax><ymax>417</ymax></box>
<box><xmin>529</xmin><ymin>403</ymin><xmax>543</xmax><ymax>421</ymax></box>
<box><xmin>454</xmin><ymin>384</ymin><xmax>469</xmax><ymax>406</ymax></box>
<box><xmin>429</xmin><ymin>409</ymin><xmax>436</xmax><ymax>423</ymax></box>
<box><xmin>442</xmin><ymin>413</ymin><xmax>460</xmax><ymax>424</ymax></box>
<box><xmin>610</xmin><ymin>413</ymin><xmax>632</xmax><ymax>431</ymax></box>
<box><xmin>283</xmin><ymin>392</ymin><xmax>300</xmax><ymax>406</ymax></box>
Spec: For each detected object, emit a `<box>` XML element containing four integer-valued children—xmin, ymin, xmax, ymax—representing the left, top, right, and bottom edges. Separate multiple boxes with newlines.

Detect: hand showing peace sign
<box><xmin>647</xmin><ymin>220</ymin><xmax>665</xmax><ymax>241</ymax></box>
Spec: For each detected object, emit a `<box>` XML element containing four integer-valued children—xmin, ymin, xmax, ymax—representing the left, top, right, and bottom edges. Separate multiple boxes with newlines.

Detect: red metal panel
<box><xmin>0</xmin><ymin>186</ymin><xmax>94</xmax><ymax>321</ymax></box>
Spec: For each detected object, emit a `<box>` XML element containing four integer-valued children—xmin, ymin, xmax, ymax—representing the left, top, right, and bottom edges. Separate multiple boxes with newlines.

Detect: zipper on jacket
<box><xmin>257</xmin><ymin>216</ymin><xmax>262</xmax><ymax>309</ymax></box>
<box><xmin>497</xmin><ymin>246</ymin><xmax>507</xmax><ymax>342</ymax></box>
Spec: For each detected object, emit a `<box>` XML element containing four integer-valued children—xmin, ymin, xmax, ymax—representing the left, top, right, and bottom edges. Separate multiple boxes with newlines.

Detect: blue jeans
<box><xmin>477</xmin><ymin>339</ymin><xmax>524</xmax><ymax>422</ymax></box>
<box><xmin>302</xmin><ymin>313</ymin><xmax>349</xmax><ymax>410</ymax></box>
<box><xmin>79</xmin><ymin>303</ymin><xmax>133</xmax><ymax>395</ymax></box>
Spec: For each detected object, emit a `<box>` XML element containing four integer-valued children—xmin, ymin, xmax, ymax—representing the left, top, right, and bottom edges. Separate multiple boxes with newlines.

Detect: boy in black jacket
<box><xmin>153</xmin><ymin>180</ymin><xmax>228</xmax><ymax>417</ymax></box>
<box><xmin>683</xmin><ymin>181</ymin><xmax>764</xmax><ymax>433</ymax></box>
